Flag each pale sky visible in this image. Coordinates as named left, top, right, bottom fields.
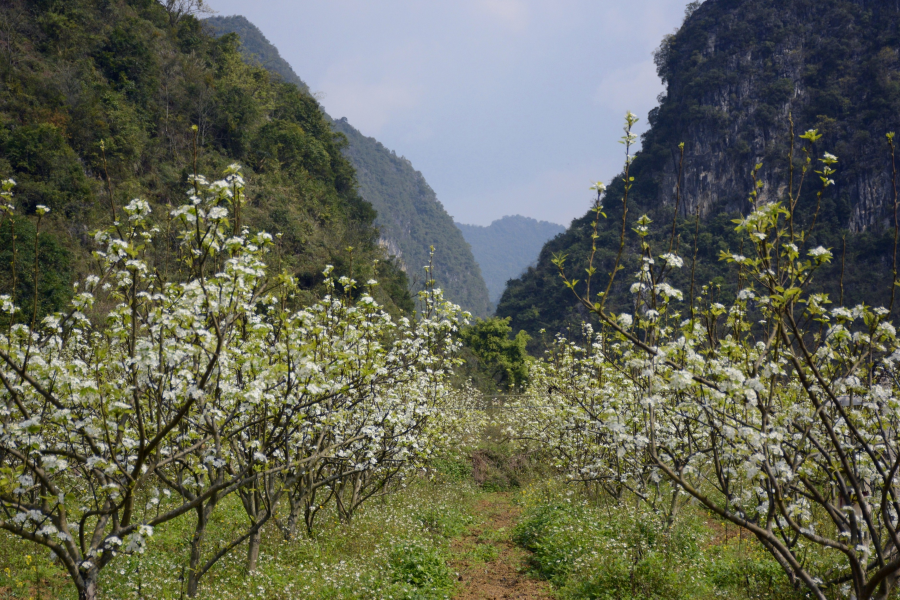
left=203, top=0, right=693, bottom=226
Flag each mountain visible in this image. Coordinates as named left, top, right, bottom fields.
left=331, top=118, right=493, bottom=316
left=0, top=0, right=412, bottom=319
left=203, top=15, right=309, bottom=92
left=203, top=17, right=493, bottom=317
left=497, top=0, right=900, bottom=349
left=456, top=216, right=565, bottom=304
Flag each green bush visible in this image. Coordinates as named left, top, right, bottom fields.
left=389, top=542, right=455, bottom=599
left=513, top=497, right=801, bottom=599
left=428, top=455, right=471, bottom=482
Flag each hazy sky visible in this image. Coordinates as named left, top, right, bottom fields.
left=203, top=0, right=693, bottom=226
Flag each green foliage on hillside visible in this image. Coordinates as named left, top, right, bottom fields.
left=202, top=16, right=491, bottom=317
left=0, top=0, right=412, bottom=315
left=457, top=215, right=564, bottom=304
left=332, top=117, right=493, bottom=316
left=0, top=215, right=72, bottom=323
left=203, top=15, right=309, bottom=92
left=498, top=0, right=900, bottom=350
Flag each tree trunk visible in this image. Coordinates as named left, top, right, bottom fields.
left=79, top=577, right=98, bottom=600
left=873, top=573, right=896, bottom=600
left=186, top=504, right=209, bottom=598
left=284, top=494, right=302, bottom=540
left=246, top=529, right=261, bottom=573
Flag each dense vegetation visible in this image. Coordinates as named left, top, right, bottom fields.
left=0, top=0, right=412, bottom=317
left=456, top=316, right=531, bottom=394
left=203, top=16, right=493, bottom=317
left=457, top=215, right=564, bottom=304
left=498, top=0, right=900, bottom=350
left=203, top=15, right=309, bottom=92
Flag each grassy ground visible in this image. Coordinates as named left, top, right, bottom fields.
left=0, top=449, right=849, bottom=600
left=512, top=480, right=805, bottom=600
left=0, top=466, right=482, bottom=600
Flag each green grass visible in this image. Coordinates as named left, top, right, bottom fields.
left=513, top=483, right=803, bottom=600
left=0, top=478, right=482, bottom=600
left=0, top=453, right=851, bottom=600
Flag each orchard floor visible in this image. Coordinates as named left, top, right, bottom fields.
left=0, top=469, right=808, bottom=599
left=451, top=493, right=552, bottom=600
left=0, top=476, right=550, bottom=600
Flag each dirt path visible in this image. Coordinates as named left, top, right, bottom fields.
left=451, top=493, right=552, bottom=600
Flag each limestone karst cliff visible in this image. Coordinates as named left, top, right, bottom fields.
left=498, top=0, right=900, bottom=348
left=646, top=0, right=900, bottom=231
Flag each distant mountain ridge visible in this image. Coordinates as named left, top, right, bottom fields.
left=456, top=216, right=564, bottom=304
left=203, top=16, right=493, bottom=317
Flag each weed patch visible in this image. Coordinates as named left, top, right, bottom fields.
left=513, top=487, right=803, bottom=599
left=389, top=542, right=455, bottom=598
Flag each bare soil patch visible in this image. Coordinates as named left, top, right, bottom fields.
left=451, top=493, right=552, bottom=600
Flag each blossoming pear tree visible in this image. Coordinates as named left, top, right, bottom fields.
left=0, top=165, right=274, bottom=600
left=547, top=116, right=900, bottom=600
left=0, top=163, right=468, bottom=600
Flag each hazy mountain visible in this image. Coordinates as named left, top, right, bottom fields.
left=332, top=118, right=493, bottom=316
left=204, top=16, right=492, bottom=317
left=456, top=216, right=564, bottom=304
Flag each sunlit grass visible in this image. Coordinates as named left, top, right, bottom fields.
left=0, top=475, right=482, bottom=600
left=512, top=480, right=807, bottom=600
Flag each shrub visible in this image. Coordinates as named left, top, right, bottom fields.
left=389, top=542, right=455, bottom=599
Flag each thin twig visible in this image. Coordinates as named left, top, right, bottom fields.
left=888, top=133, right=899, bottom=315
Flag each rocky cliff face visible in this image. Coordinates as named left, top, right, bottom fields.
left=646, top=0, right=900, bottom=231
left=497, top=0, right=900, bottom=348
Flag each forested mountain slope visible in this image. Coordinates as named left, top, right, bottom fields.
left=0, top=0, right=412, bottom=317
left=498, top=0, right=900, bottom=349
left=332, top=118, right=493, bottom=316
left=204, top=16, right=493, bottom=317
left=203, top=15, right=309, bottom=93
left=456, top=215, right=564, bottom=304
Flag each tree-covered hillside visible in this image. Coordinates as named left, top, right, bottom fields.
left=0, top=0, right=412, bottom=316
left=456, top=215, right=564, bottom=304
left=498, top=0, right=900, bottom=349
left=203, top=17, right=492, bottom=317
left=331, top=119, right=493, bottom=316
left=203, top=15, right=309, bottom=93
